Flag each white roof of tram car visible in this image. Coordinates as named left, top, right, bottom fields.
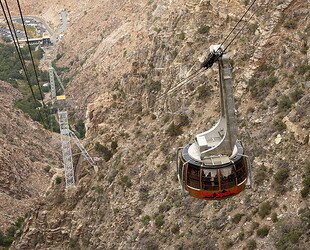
left=210, top=44, right=223, bottom=53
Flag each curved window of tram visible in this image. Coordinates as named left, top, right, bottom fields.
left=220, top=166, right=237, bottom=189
left=201, top=169, right=219, bottom=191
left=187, top=165, right=200, bottom=189
left=186, top=163, right=246, bottom=191
left=235, top=157, right=248, bottom=184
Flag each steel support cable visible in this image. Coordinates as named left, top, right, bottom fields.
left=1, top=1, right=28, bottom=79
left=165, top=67, right=205, bottom=95
left=2, top=1, right=32, bottom=79
left=223, top=12, right=256, bottom=53
left=218, top=0, right=258, bottom=52
left=16, top=0, right=46, bottom=107
left=0, top=0, right=45, bottom=122
left=157, top=66, right=206, bottom=100
left=159, top=0, right=259, bottom=99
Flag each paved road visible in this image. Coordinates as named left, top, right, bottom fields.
left=53, top=11, right=70, bottom=43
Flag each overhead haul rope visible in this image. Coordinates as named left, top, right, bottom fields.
left=0, top=0, right=49, bottom=125
left=0, top=0, right=46, bottom=122
left=223, top=12, right=255, bottom=53
left=218, top=0, right=258, bottom=51
left=159, top=0, right=259, bottom=98
left=16, top=0, right=47, bottom=108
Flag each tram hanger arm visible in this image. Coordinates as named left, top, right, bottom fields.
left=201, top=48, right=224, bottom=69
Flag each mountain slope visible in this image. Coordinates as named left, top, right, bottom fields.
left=0, top=80, right=61, bottom=237
left=12, top=0, right=310, bottom=249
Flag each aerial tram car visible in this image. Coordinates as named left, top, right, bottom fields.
left=177, top=45, right=251, bottom=200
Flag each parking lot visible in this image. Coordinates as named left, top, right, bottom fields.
left=0, top=17, right=48, bottom=40
left=0, top=25, right=25, bottom=39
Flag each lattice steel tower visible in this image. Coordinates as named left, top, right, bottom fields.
left=58, top=110, right=75, bottom=187
left=49, top=62, right=97, bottom=188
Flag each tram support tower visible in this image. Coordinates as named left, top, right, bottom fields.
left=58, top=110, right=75, bottom=187
left=48, top=62, right=97, bottom=188
left=177, top=45, right=251, bottom=200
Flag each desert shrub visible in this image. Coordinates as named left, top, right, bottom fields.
left=141, top=215, right=151, bottom=226
left=259, top=74, right=278, bottom=88
left=44, top=166, right=51, bottom=173
left=251, top=221, right=260, bottom=230
left=250, top=85, right=258, bottom=97
left=198, top=25, right=210, bottom=34
left=248, top=22, right=258, bottom=33
left=158, top=203, right=172, bottom=213
left=247, top=239, right=257, bottom=250
left=171, top=223, right=180, bottom=234
left=301, top=42, right=309, bottom=54
left=56, top=53, right=63, bottom=60
left=295, top=64, right=310, bottom=75
left=0, top=217, right=25, bottom=247
left=197, top=85, right=211, bottom=99
left=238, top=230, right=245, bottom=241
left=179, top=32, right=185, bottom=40
left=224, top=240, right=234, bottom=248
left=95, top=142, right=113, bottom=161
left=55, top=176, right=62, bottom=184
left=148, top=80, right=161, bottom=93
left=290, top=88, right=304, bottom=103
left=301, top=160, right=310, bottom=198
left=255, top=164, right=267, bottom=185
left=178, top=113, right=190, bottom=126
left=283, top=20, right=297, bottom=29
left=273, top=120, right=287, bottom=131
left=274, top=168, right=289, bottom=184
left=55, top=194, right=65, bottom=204
left=231, top=213, right=244, bottom=224
left=278, top=95, right=292, bottom=112
left=153, top=27, right=161, bottom=33
left=154, top=214, right=165, bottom=228
left=93, top=185, right=103, bottom=193
left=300, top=188, right=309, bottom=198
left=75, top=119, right=86, bottom=138
left=271, top=212, right=278, bottom=222
left=111, top=141, right=118, bottom=151
left=0, top=229, right=13, bottom=247
left=247, top=107, right=255, bottom=114
left=120, top=175, right=132, bottom=188
left=166, top=122, right=183, bottom=136
left=274, top=220, right=303, bottom=249
left=256, top=225, right=270, bottom=238
left=258, top=201, right=272, bottom=219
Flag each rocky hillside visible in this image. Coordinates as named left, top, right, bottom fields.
left=0, top=80, right=61, bottom=237
left=12, top=0, right=310, bottom=249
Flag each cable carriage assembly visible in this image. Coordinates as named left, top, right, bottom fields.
left=174, top=0, right=259, bottom=200
left=177, top=45, right=251, bottom=200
